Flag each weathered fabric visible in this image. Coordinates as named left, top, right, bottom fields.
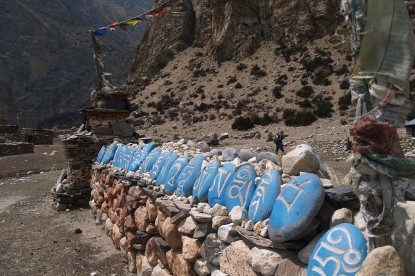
left=365, top=154, right=415, bottom=179
left=353, top=0, right=415, bottom=95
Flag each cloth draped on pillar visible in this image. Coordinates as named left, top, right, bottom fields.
left=343, top=0, right=415, bottom=250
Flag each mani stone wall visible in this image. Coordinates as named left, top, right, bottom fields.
left=88, top=140, right=404, bottom=275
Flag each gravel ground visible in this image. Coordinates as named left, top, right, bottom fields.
left=0, top=140, right=130, bottom=276
left=0, top=139, right=68, bottom=178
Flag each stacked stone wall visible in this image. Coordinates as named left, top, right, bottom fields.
left=0, top=142, right=33, bottom=156
left=87, top=141, right=374, bottom=275
left=310, top=137, right=415, bottom=156
left=52, top=133, right=104, bottom=208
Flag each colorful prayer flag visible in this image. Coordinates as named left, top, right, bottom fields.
left=92, top=1, right=173, bottom=36
left=120, top=18, right=142, bottom=26
left=93, top=27, right=109, bottom=36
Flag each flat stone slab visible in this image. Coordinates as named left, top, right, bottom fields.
left=189, top=210, right=212, bottom=223
left=325, top=185, right=357, bottom=202
left=155, top=198, right=180, bottom=216
left=236, top=226, right=305, bottom=250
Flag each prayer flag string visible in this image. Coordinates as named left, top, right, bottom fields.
left=92, top=0, right=173, bottom=36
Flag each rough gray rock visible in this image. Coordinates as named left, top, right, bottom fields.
left=247, top=247, right=283, bottom=275
left=201, top=233, right=226, bottom=266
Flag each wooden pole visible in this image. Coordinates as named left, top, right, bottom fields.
left=89, top=29, right=106, bottom=90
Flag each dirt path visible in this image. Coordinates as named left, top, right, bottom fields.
left=0, top=170, right=131, bottom=276
left=0, top=138, right=67, bottom=178
left=0, top=141, right=132, bottom=275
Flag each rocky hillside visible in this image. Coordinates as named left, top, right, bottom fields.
left=0, top=0, right=152, bottom=128
left=123, top=0, right=415, bottom=151
left=123, top=0, right=351, bottom=145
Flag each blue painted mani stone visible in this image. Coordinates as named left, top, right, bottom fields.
left=156, top=152, right=178, bottom=185
left=112, top=144, right=125, bottom=168
left=96, top=145, right=106, bottom=164
left=192, top=160, right=220, bottom=202
left=140, top=147, right=162, bottom=173
left=164, top=155, right=189, bottom=195
left=101, top=142, right=118, bottom=165
left=128, top=142, right=156, bottom=172
left=225, top=164, right=256, bottom=211
left=268, top=173, right=324, bottom=242
left=307, top=223, right=367, bottom=276
left=175, top=155, right=205, bottom=197
left=149, top=151, right=170, bottom=180
left=119, top=146, right=135, bottom=170
left=127, top=145, right=144, bottom=172
left=208, top=163, right=236, bottom=207
left=248, top=169, right=281, bottom=223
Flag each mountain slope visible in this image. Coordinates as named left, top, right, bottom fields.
left=123, top=0, right=414, bottom=149
left=0, top=0, right=152, bottom=128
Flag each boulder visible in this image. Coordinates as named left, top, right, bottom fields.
left=146, top=200, right=158, bottom=222
left=330, top=208, right=353, bottom=227
left=229, top=206, right=248, bottom=225
left=239, top=149, right=258, bottom=162
left=166, top=249, right=196, bottom=276
left=356, top=246, right=404, bottom=276
left=193, top=223, right=214, bottom=239
left=112, top=223, right=123, bottom=249
left=257, top=151, right=279, bottom=163
left=178, top=216, right=198, bottom=235
left=282, top=144, right=320, bottom=175
left=145, top=237, right=159, bottom=267
left=162, top=217, right=183, bottom=249
left=218, top=223, right=238, bottom=244
left=212, top=216, right=232, bottom=231
left=136, top=255, right=152, bottom=276
left=219, top=240, right=256, bottom=276
left=151, top=264, right=171, bottom=276
left=182, top=236, right=202, bottom=262
left=201, top=233, right=226, bottom=266
left=222, top=147, right=239, bottom=161
left=247, top=247, right=283, bottom=275
left=208, top=204, right=229, bottom=217
left=134, top=205, right=149, bottom=232
left=211, top=270, right=228, bottom=276
left=392, top=201, right=415, bottom=276
left=275, top=256, right=307, bottom=276
left=196, top=142, right=211, bottom=153
left=127, top=249, right=137, bottom=273
left=194, top=258, right=210, bottom=276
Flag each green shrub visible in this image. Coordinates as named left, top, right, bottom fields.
left=315, top=100, right=334, bottom=118
left=282, top=108, right=296, bottom=119
left=250, top=113, right=277, bottom=126
left=296, top=86, right=314, bottom=98
left=301, top=55, right=333, bottom=72
left=250, top=65, right=267, bottom=77
left=195, top=102, right=213, bottom=112
left=283, top=110, right=317, bottom=126
left=272, top=86, right=283, bottom=99
left=298, top=99, right=312, bottom=108
left=338, top=91, right=352, bottom=110
left=236, top=63, right=248, bottom=71
left=231, top=116, right=255, bottom=130
left=235, top=82, right=243, bottom=89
